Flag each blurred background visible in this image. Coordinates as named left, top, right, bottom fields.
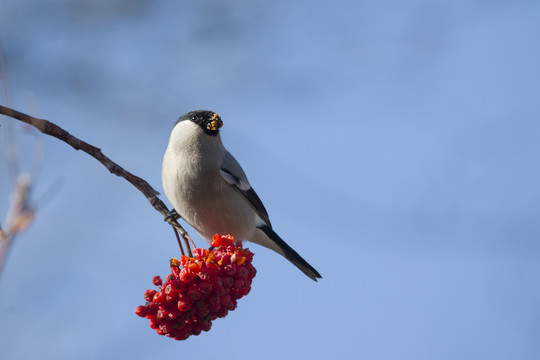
left=1, top=0, right=539, bottom=359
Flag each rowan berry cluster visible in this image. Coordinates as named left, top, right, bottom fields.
left=135, top=234, right=256, bottom=340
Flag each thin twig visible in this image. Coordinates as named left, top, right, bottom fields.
left=0, top=175, right=34, bottom=274
left=0, top=104, right=194, bottom=254
left=0, top=235, right=13, bottom=275
left=172, top=227, right=186, bottom=257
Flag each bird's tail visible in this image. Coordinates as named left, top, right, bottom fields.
left=255, top=225, right=322, bottom=281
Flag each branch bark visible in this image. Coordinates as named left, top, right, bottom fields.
left=0, top=105, right=193, bottom=256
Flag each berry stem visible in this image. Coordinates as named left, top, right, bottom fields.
left=173, top=226, right=192, bottom=257
left=172, top=227, right=185, bottom=256
left=187, top=235, right=197, bottom=252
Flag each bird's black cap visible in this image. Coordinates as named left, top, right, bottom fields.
left=176, top=110, right=223, bottom=136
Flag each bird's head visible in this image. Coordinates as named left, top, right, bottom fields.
left=176, top=110, right=223, bottom=136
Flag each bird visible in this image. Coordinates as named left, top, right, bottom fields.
left=162, top=110, right=322, bottom=281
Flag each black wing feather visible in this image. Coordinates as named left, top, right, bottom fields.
left=220, top=167, right=272, bottom=227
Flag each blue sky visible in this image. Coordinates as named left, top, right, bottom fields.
left=1, top=1, right=539, bottom=359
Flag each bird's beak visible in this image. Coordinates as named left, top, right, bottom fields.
left=207, top=113, right=223, bottom=131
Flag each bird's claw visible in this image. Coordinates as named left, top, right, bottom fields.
left=164, top=209, right=180, bottom=222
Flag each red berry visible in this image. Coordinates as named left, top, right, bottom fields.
left=161, top=321, right=175, bottom=334
left=233, top=278, right=245, bottom=289
left=216, top=307, right=228, bottom=318
left=157, top=309, right=167, bottom=320
left=214, top=286, right=226, bottom=296
left=149, top=317, right=158, bottom=329
left=198, top=281, right=213, bottom=296
left=153, top=276, right=162, bottom=286
left=170, top=279, right=186, bottom=292
left=209, top=302, right=221, bottom=313
left=187, top=286, right=202, bottom=301
left=194, top=300, right=209, bottom=311
left=208, top=296, right=220, bottom=306
left=198, top=316, right=213, bottom=332
left=152, top=291, right=166, bottom=304
left=145, top=302, right=158, bottom=316
left=164, top=284, right=179, bottom=298
left=236, top=266, right=249, bottom=279
left=167, top=307, right=180, bottom=320
left=248, top=264, right=257, bottom=276
left=192, top=248, right=207, bottom=258
left=223, top=277, right=234, bottom=288
left=191, top=324, right=202, bottom=336
left=177, top=299, right=192, bottom=312
left=210, top=276, right=223, bottom=289
left=135, top=305, right=147, bottom=317
left=173, top=331, right=190, bottom=341
left=196, top=307, right=210, bottom=318
left=220, top=255, right=231, bottom=266
left=144, top=289, right=157, bottom=302
left=173, top=319, right=187, bottom=331
left=223, top=264, right=236, bottom=276
left=180, top=269, right=195, bottom=283
left=198, top=270, right=211, bottom=281
left=188, top=262, right=201, bottom=273
left=236, top=286, right=250, bottom=297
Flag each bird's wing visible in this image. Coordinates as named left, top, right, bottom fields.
left=220, top=151, right=272, bottom=227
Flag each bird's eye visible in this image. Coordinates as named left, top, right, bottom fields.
left=191, top=116, right=197, bottom=121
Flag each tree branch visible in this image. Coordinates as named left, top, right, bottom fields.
left=0, top=104, right=193, bottom=256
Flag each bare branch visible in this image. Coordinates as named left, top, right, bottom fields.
left=0, top=174, right=34, bottom=273
left=0, top=104, right=194, bottom=255
left=0, top=225, right=6, bottom=241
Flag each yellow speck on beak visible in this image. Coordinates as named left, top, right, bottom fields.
left=207, top=114, right=223, bottom=131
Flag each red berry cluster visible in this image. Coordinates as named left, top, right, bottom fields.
left=135, top=234, right=256, bottom=340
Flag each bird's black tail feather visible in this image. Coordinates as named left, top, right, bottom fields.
left=258, top=225, right=322, bottom=281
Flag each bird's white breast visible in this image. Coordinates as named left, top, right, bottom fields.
left=162, top=121, right=256, bottom=241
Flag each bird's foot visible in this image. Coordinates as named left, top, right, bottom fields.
left=164, top=209, right=180, bottom=222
